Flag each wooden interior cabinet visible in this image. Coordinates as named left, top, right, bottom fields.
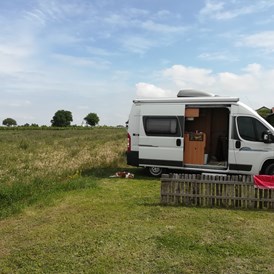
left=184, top=132, right=206, bottom=165
left=185, top=108, right=199, bottom=118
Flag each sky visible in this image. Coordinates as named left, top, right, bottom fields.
left=1, top=0, right=274, bottom=126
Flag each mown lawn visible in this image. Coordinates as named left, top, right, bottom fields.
left=0, top=128, right=273, bottom=273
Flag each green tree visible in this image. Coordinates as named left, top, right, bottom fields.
left=84, top=113, right=99, bottom=126
left=51, top=110, right=73, bottom=127
left=256, top=107, right=271, bottom=118
left=2, top=118, right=17, bottom=127
left=266, top=114, right=274, bottom=127
left=31, top=123, right=39, bottom=127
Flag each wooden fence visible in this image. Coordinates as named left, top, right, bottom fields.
left=161, top=174, right=274, bottom=210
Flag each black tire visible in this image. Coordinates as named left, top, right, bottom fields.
left=148, top=167, right=163, bottom=177
left=265, top=163, right=274, bottom=175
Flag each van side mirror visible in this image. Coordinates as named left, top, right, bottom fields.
left=262, top=131, right=273, bottom=143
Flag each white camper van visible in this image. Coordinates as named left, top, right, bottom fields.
left=126, top=90, right=274, bottom=176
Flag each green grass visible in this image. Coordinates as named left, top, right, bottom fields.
left=0, top=128, right=273, bottom=273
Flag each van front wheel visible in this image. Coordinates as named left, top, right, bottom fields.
left=148, top=167, right=163, bottom=177
left=265, top=163, right=274, bottom=175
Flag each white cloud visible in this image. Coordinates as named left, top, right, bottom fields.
left=25, top=0, right=94, bottom=25
left=0, top=44, right=33, bottom=74
left=217, top=71, right=260, bottom=93
left=242, top=63, right=262, bottom=75
left=125, top=8, right=150, bottom=18
left=86, top=46, right=114, bottom=57
left=0, top=44, right=31, bottom=58
left=198, top=51, right=238, bottom=62
left=136, top=82, right=171, bottom=98
left=163, top=65, right=216, bottom=88
left=162, top=64, right=263, bottom=96
left=122, top=36, right=156, bottom=54
left=156, top=10, right=171, bottom=18
left=22, top=1, right=187, bottom=57
left=141, top=20, right=186, bottom=33
left=199, top=0, right=274, bottom=21
left=0, top=34, right=35, bottom=74
left=136, top=64, right=274, bottom=109
left=104, top=13, right=129, bottom=27
left=0, top=100, right=31, bottom=108
left=239, top=31, right=274, bottom=52
left=52, top=53, right=111, bottom=69
left=199, top=1, right=225, bottom=19
left=0, top=53, right=24, bottom=74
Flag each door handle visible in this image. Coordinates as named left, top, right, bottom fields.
left=176, top=139, right=181, bottom=146
left=235, top=140, right=241, bottom=149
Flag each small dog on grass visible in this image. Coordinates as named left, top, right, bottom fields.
left=110, top=171, right=134, bottom=179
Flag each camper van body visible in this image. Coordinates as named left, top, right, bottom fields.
left=126, top=91, right=274, bottom=176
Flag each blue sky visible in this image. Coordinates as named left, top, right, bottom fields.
left=1, top=0, right=274, bottom=126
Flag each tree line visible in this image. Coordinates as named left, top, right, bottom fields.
left=2, top=110, right=99, bottom=127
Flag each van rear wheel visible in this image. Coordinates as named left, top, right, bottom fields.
left=148, top=167, right=163, bottom=177
left=265, top=163, right=274, bottom=175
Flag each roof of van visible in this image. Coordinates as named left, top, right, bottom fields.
left=133, top=96, right=239, bottom=104
left=134, top=89, right=239, bottom=104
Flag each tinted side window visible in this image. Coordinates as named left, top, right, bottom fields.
left=143, top=116, right=180, bottom=136
left=237, top=116, right=268, bottom=141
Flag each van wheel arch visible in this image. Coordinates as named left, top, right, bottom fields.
left=261, top=160, right=274, bottom=175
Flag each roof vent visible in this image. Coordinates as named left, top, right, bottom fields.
left=177, top=89, right=215, bottom=97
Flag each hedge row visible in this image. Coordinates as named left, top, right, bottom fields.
left=0, top=126, right=125, bottom=131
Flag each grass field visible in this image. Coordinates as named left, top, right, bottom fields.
left=0, top=128, right=273, bottom=273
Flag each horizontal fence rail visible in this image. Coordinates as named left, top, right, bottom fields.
left=161, top=174, right=274, bottom=210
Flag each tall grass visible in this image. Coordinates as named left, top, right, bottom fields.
left=0, top=128, right=127, bottom=218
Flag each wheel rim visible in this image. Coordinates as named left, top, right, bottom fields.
left=149, top=167, right=162, bottom=176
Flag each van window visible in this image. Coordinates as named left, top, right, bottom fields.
left=143, top=116, right=180, bottom=136
left=237, top=116, right=268, bottom=141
